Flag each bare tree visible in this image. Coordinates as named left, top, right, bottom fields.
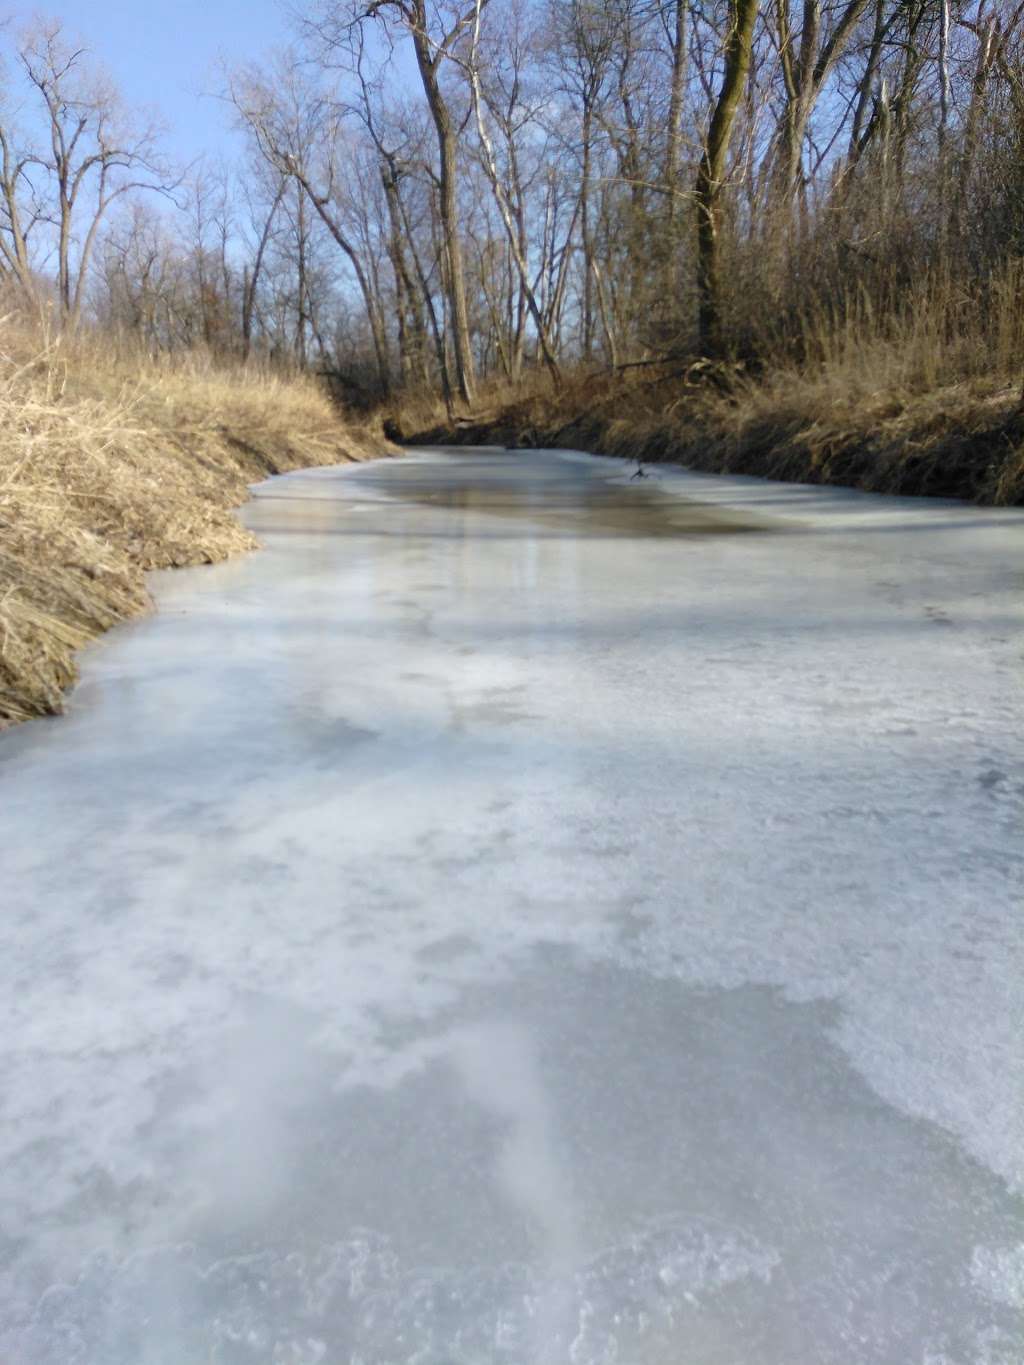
left=5, top=19, right=177, bottom=326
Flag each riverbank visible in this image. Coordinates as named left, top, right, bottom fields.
left=0, top=331, right=388, bottom=727
left=394, top=362, right=1024, bottom=507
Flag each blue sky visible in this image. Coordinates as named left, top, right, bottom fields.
left=27, top=0, right=295, bottom=161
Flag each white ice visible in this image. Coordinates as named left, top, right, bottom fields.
left=1, top=447, right=1022, bottom=1363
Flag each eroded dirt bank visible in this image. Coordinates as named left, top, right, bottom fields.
left=393, top=369, right=1024, bottom=506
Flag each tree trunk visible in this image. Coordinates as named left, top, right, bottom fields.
left=381, top=161, right=428, bottom=386
left=695, top=0, right=760, bottom=355
left=663, top=0, right=689, bottom=298
left=293, top=171, right=390, bottom=393
left=243, top=180, right=284, bottom=361
left=295, top=180, right=308, bottom=367
left=410, top=25, right=476, bottom=405
left=396, top=184, right=454, bottom=416
left=581, top=102, right=595, bottom=361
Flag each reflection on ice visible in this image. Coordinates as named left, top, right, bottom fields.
left=449, top=1020, right=582, bottom=1363
left=5, top=962, right=1022, bottom=1364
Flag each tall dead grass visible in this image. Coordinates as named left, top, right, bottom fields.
left=0, top=320, right=386, bottom=727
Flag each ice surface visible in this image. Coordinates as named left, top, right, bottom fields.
left=1, top=448, right=1022, bottom=1362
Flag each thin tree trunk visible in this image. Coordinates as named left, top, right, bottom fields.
left=938, top=0, right=951, bottom=161
left=695, top=0, right=760, bottom=355
left=958, top=16, right=996, bottom=221
left=581, top=102, right=595, bottom=361
left=243, top=180, right=284, bottom=360
left=381, top=162, right=427, bottom=385
left=410, top=26, right=476, bottom=405
left=664, top=0, right=689, bottom=296
left=295, top=180, right=308, bottom=367
left=292, top=171, right=390, bottom=393
left=467, top=0, right=562, bottom=387
left=847, top=0, right=887, bottom=165
left=397, top=186, right=454, bottom=416
left=591, top=259, right=619, bottom=366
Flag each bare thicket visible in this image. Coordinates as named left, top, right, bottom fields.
left=232, top=0, right=1024, bottom=391
left=0, top=4, right=1021, bottom=398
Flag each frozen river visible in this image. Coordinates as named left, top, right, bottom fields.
left=1, top=447, right=1023, bottom=1363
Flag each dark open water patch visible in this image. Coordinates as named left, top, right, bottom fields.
left=349, top=450, right=772, bottom=539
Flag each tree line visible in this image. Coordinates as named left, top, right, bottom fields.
left=1, top=1, right=1022, bottom=403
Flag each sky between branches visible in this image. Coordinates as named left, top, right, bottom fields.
left=28, top=0, right=296, bottom=162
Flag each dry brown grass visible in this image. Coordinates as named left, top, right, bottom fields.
left=0, top=322, right=386, bottom=727
left=393, top=264, right=1024, bottom=507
